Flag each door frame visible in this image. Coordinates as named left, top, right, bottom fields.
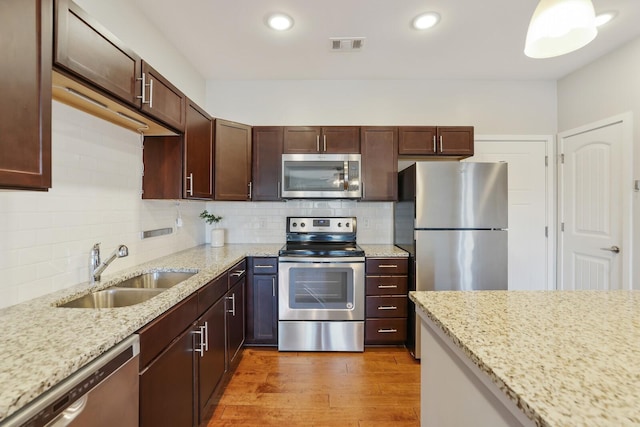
left=557, top=112, right=634, bottom=290
left=475, top=135, right=556, bottom=290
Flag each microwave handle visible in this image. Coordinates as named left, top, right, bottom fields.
left=343, top=161, right=349, bottom=190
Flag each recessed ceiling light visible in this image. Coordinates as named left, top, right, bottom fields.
left=412, top=12, right=440, bottom=30
left=266, top=13, right=294, bottom=31
left=595, top=11, right=616, bottom=27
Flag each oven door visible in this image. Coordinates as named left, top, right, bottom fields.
left=278, top=257, right=365, bottom=321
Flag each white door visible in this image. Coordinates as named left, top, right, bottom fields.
left=464, top=136, right=554, bottom=290
left=559, top=117, right=630, bottom=290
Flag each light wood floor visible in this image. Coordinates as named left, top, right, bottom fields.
left=206, top=347, right=421, bottom=427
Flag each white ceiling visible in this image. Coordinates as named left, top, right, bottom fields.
left=129, top=0, right=640, bottom=81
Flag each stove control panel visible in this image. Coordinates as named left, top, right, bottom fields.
left=287, top=217, right=356, bottom=233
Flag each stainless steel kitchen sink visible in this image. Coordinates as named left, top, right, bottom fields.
left=58, top=288, right=165, bottom=308
left=57, top=271, right=196, bottom=308
left=114, top=271, right=195, bottom=289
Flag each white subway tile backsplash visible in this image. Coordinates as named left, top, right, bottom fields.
left=204, top=200, right=394, bottom=245
left=0, top=102, right=206, bottom=309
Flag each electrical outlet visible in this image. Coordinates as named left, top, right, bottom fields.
left=362, top=218, right=370, bottom=228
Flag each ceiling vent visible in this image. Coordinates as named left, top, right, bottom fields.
left=330, top=37, right=365, bottom=51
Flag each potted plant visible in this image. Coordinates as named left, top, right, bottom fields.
left=200, top=210, right=225, bottom=247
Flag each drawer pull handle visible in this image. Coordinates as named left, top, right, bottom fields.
left=377, top=285, right=398, bottom=289
left=378, top=264, right=398, bottom=268
left=255, top=265, right=273, bottom=268
left=230, top=270, right=246, bottom=277
left=378, top=328, right=398, bottom=333
left=377, top=306, right=398, bottom=310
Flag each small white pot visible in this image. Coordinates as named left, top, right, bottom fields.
left=210, top=228, right=225, bottom=247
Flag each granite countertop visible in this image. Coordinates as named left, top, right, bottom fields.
left=0, top=243, right=407, bottom=421
left=410, top=290, right=640, bottom=427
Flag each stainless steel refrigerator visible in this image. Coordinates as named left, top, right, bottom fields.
left=394, top=162, right=508, bottom=359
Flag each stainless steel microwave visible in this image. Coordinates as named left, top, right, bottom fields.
left=281, top=153, right=361, bottom=199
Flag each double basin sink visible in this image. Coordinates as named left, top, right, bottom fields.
left=58, top=271, right=196, bottom=309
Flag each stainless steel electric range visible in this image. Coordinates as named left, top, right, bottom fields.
left=278, top=217, right=365, bottom=352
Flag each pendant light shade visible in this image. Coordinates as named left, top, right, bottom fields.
left=524, top=0, right=597, bottom=58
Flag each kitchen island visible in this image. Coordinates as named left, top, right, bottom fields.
left=0, top=243, right=406, bottom=422
left=410, top=290, right=640, bottom=427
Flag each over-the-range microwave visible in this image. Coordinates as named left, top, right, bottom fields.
left=281, top=153, right=361, bottom=199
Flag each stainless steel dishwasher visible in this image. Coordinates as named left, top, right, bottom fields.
left=2, top=335, right=140, bottom=427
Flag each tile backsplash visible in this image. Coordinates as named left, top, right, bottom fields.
left=204, top=200, right=394, bottom=244
left=0, top=102, right=206, bottom=309
left=0, top=102, right=396, bottom=309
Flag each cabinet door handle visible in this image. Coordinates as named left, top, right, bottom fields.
left=272, top=277, right=276, bottom=297
left=136, top=72, right=147, bottom=104
left=378, top=264, right=398, bottom=268
left=377, top=306, right=398, bottom=310
left=316, top=135, right=320, bottom=152
left=378, top=284, right=398, bottom=289
left=377, top=328, right=398, bottom=333
left=439, top=135, right=443, bottom=152
left=203, top=321, right=209, bottom=351
left=323, top=135, right=327, bottom=152
left=432, top=135, right=436, bottom=153
left=194, top=328, right=205, bottom=357
left=186, top=173, right=194, bottom=196
left=148, top=77, right=154, bottom=108
left=230, top=270, right=245, bottom=277
left=277, top=180, right=281, bottom=198
left=248, top=181, right=252, bottom=199
left=226, top=294, right=236, bottom=316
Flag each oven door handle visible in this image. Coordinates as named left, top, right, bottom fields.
left=278, top=256, right=365, bottom=263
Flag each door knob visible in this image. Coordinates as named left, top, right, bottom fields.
left=600, top=246, right=620, bottom=254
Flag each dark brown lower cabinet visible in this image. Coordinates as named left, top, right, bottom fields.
left=197, top=297, right=226, bottom=420
left=246, top=257, right=278, bottom=346
left=225, top=278, right=245, bottom=368
left=139, top=326, right=195, bottom=427
left=138, top=265, right=247, bottom=427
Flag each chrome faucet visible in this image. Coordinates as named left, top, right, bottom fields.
left=90, top=243, right=129, bottom=282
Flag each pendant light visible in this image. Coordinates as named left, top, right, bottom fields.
left=524, top=0, right=597, bottom=58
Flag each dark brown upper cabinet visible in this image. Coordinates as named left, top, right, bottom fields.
left=398, top=126, right=474, bottom=158
left=184, top=101, right=214, bottom=200
left=0, top=0, right=52, bottom=190
left=139, top=62, right=186, bottom=132
left=252, top=127, right=283, bottom=201
left=215, top=119, right=252, bottom=200
left=283, top=126, right=360, bottom=154
left=361, top=127, right=398, bottom=201
left=54, top=0, right=185, bottom=132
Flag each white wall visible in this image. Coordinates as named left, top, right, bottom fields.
left=206, top=79, right=557, bottom=135
left=74, top=0, right=206, bottom=106
left=0, top=102, right=206, bottom=309
left=558, top=36, right=640, bottom=287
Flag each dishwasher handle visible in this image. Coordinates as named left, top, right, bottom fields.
left=48, top=395, right=88, bottom=427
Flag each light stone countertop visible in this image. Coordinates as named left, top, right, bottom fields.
left=0, top=243, right=406, bottom=421
left=409, top=290, right=640, bottom=427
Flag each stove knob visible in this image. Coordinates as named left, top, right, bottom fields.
left=345, top=222, right=350, bottom=228
left=292, top=222, right=297, bottom=228
left=300, top=222, right=306, bottom=228
left=337, top=222, right=342, bottom=227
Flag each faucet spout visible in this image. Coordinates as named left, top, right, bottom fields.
left=91, top=243, right=129, bottom=282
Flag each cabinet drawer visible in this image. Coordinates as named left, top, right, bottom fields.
left=365, top=318, right=407, bottom=344
left=366, top=258, right=408, bottom=275
left=366, top=296, right=408, bottom=317
left=138, top=293, right=198, bottom=368
left=365, top=276, right=408, bottom=295
left=250, top=257, right=278, bottom=275
left=197, top=273, right=226, bottom=315
left=228, top=259, right=247, bottom=288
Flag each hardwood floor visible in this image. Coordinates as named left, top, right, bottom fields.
left=205, top=347, right=421, bottom=426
